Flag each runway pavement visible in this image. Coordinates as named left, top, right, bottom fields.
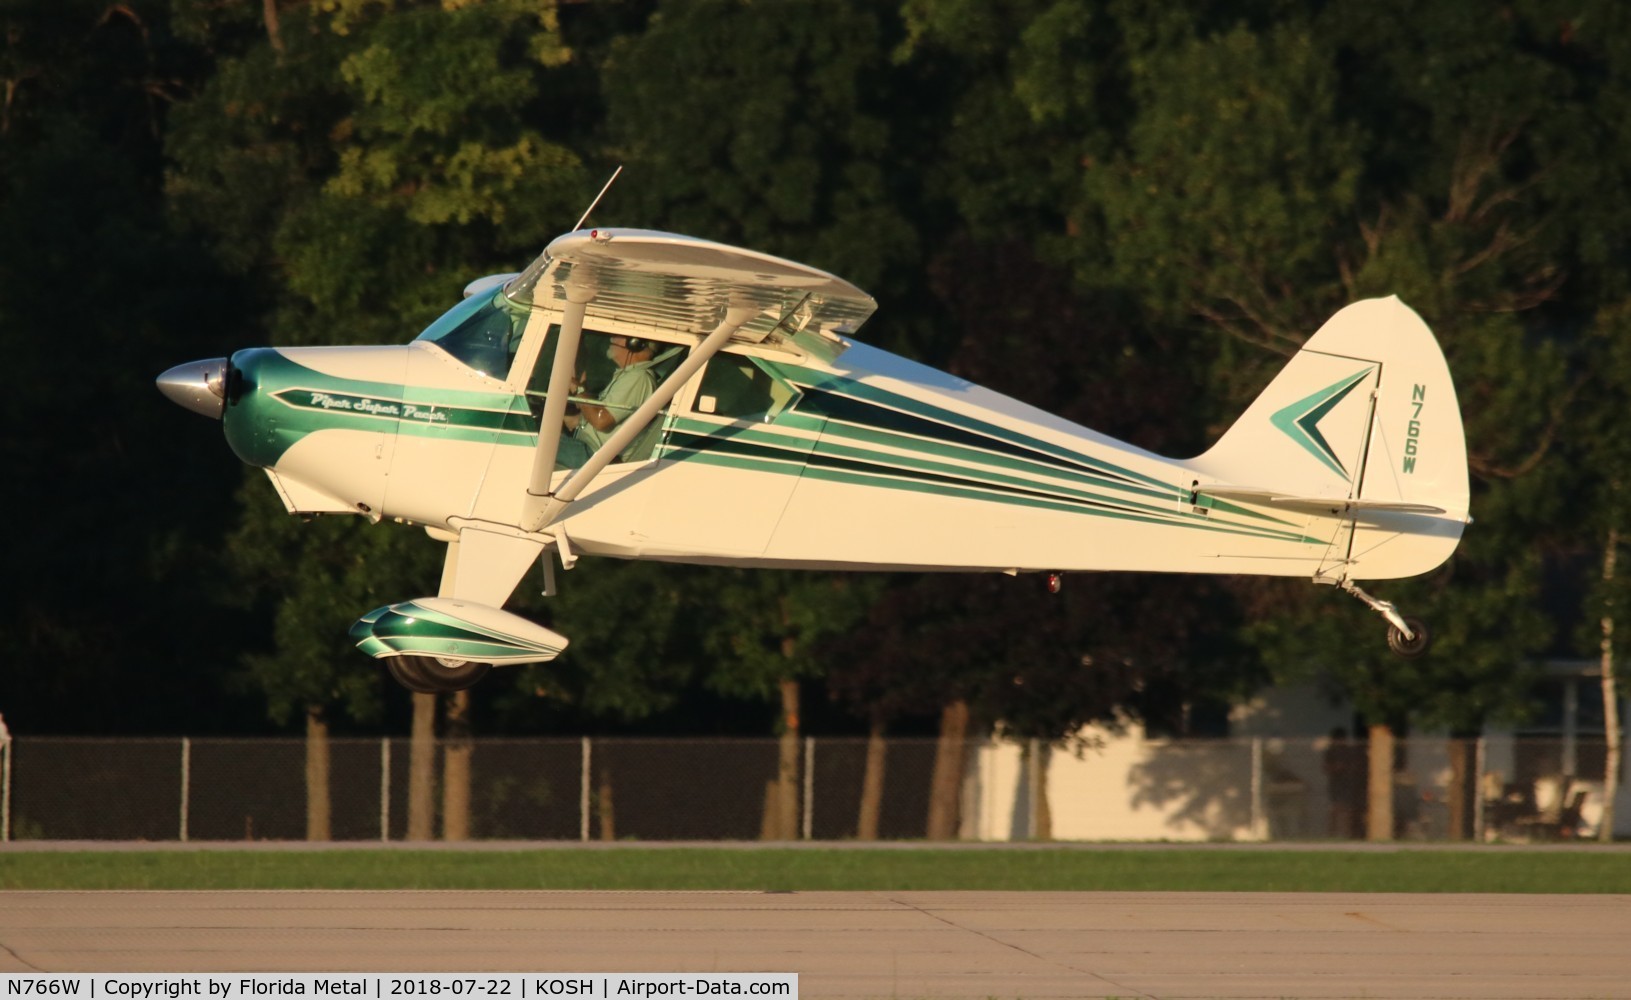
left=3, top=890, right=1629, bottom=999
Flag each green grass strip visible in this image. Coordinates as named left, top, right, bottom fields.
left=3, top=848, right=1628, bottom=893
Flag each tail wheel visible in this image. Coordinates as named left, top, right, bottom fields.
left=1386, top=617, right=1431, bottom=658
left=386, top=656, right=492, bottom=693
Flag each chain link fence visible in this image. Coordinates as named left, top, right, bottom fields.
left=0, top=734, right=1620, bottom=842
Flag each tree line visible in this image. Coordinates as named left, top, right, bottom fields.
left=1, top=0, right=1626, bottom=840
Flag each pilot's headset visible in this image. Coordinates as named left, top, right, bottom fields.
left=611, top=337, right=652, bottom=369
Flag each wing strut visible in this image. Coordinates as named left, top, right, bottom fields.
left=520, top=300, right=759, bottom=532
left=522, top=285, right=593, bottom=509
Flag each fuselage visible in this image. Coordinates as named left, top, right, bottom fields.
left=220, top=288, right=1349, bottom=578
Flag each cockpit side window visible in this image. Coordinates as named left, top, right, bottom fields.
left=693, top=355, right=797, bottom=422
left=414, top=291, right=528, bottom=379
left=524, top=324, right=688, bottom=468
left=524, top=326, right=687, bottom=401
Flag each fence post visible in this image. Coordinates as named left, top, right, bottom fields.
left=1250, top=738, right=1265, bottom=841
left=1, top=735, right=11, bottom=843
left=1563, top=682, right=1579, bottom=778
left=380, top=738, right=391, bottom=843
left=179, top=737, right=191, bottom=843
left=580, top=736, right=591, bottom=842
left=802, top=736, right=814, bottom=841
left=1026, top=738, right=1041, bottom=840
left=1473, top=736, right=1486, bottom=844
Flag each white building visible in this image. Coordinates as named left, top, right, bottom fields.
left=958, top=662, right=1627, bottom=842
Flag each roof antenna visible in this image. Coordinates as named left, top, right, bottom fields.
left=572, top=165, right=623, bottom=232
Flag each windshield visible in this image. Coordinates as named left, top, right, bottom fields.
left=414, top=290, right=529, bottom=379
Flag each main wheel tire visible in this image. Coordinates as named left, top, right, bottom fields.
left=1386, top=617, right=1431, bottom=658
left=386, top=656, right=492, bottom=693
left=386, top=657, right=440, bottom=693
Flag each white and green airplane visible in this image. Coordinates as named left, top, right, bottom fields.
left=158, top=228, right=1469, bottom=692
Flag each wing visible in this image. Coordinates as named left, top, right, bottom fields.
left=502, top=228, right=876, bottom=355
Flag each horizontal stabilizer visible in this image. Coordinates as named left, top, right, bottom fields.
left=1195, top=485, right=1449, bottom=516
left=350, top=597, right=568, bottom=665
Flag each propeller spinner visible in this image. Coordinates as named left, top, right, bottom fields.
left=156, top=358, right=229, bottom=419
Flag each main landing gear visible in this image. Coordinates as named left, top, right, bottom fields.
left=387, top=656, right=492, bottom=693
left=1340, top=580, right=1431, bottom=658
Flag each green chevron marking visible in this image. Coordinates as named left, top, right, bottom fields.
left=1269, top=369, right=1373, bottom=479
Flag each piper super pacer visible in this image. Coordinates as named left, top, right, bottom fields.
left=158, top=228, right=1470, bottom=692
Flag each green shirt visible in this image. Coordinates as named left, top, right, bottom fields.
left=574, top=357, right=659, bottom=459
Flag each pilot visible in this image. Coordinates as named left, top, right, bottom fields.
left=557, top=335, right=660, bottom=467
